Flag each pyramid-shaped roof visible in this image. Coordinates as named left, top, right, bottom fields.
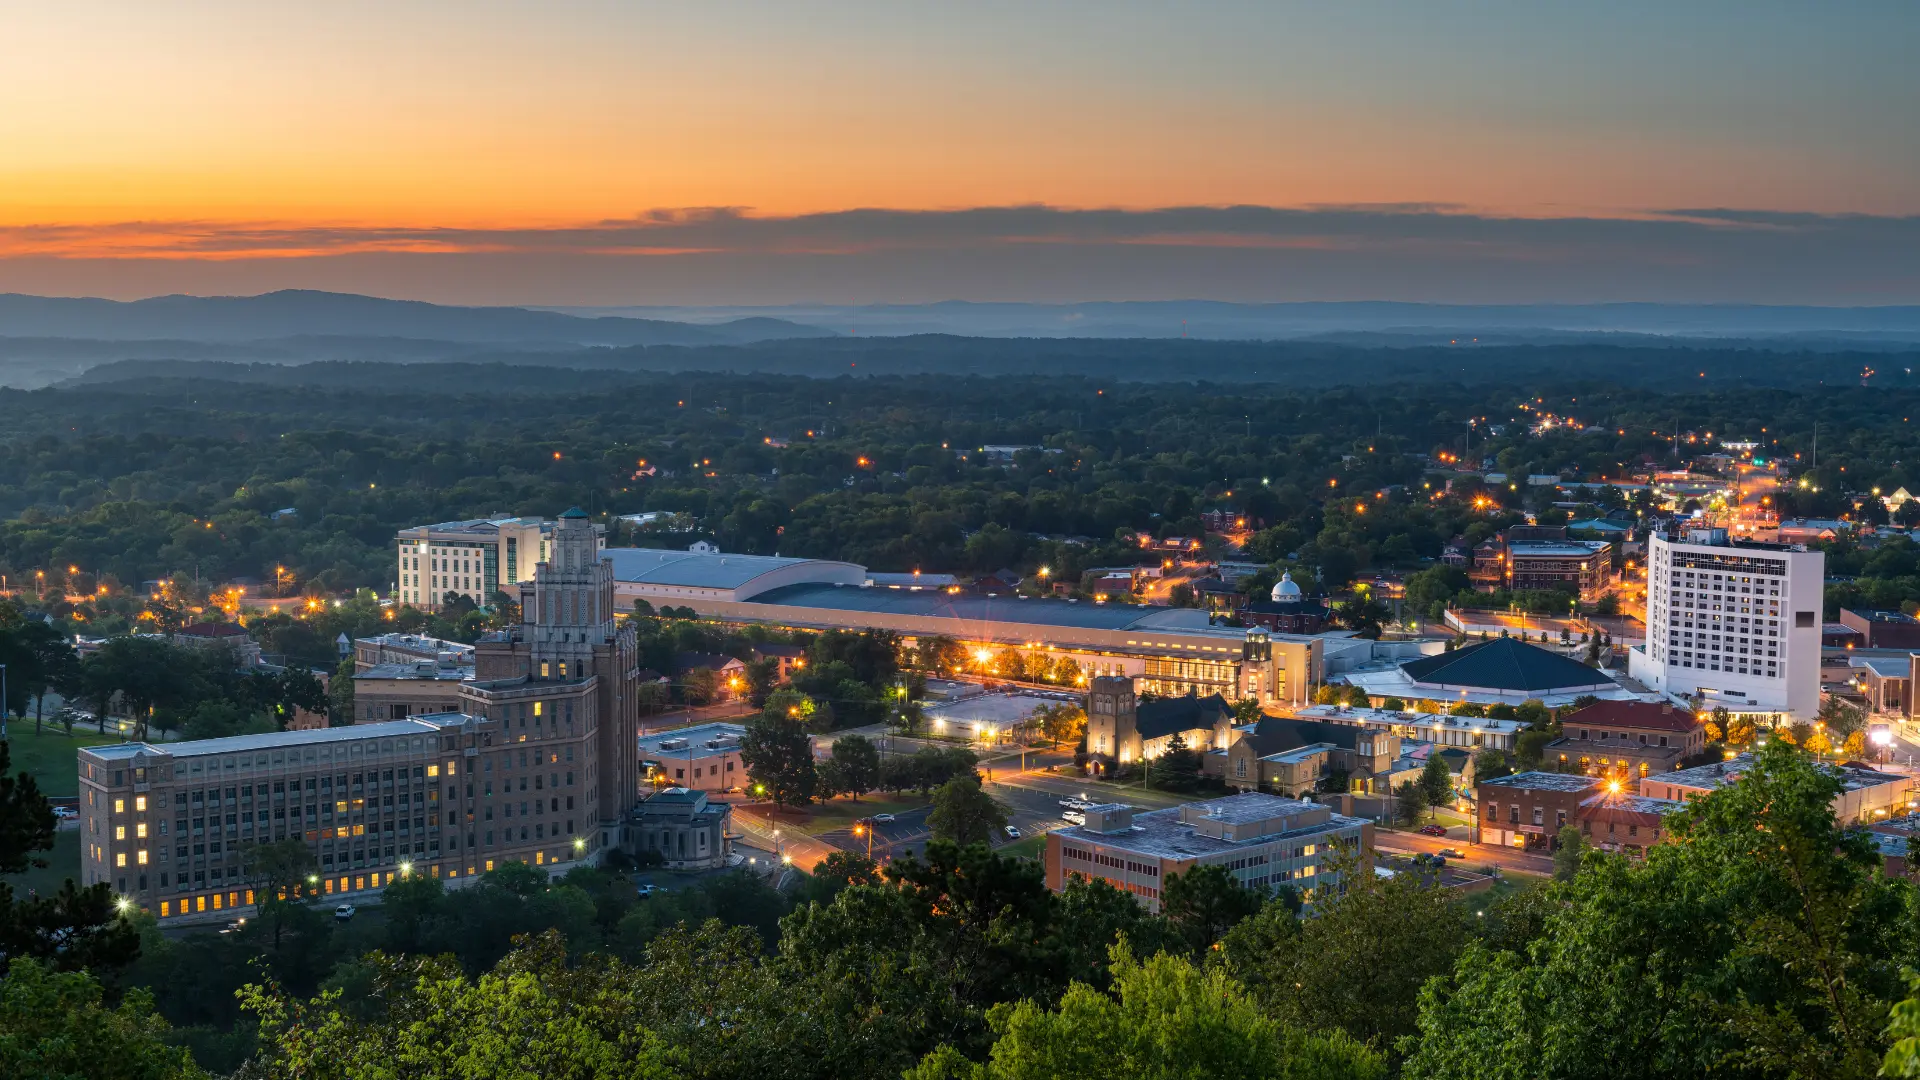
left=1400, top=637, right=1614, bottom=694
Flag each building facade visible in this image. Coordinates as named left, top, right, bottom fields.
left=1084, top=676, right=1235, bottom=763
left=1640, top=753, right=1913, bottom=823
left=83, top=507, right=645, bottom=923
left=1045, top=793, right=1370, bottom=912
left=638, top=723, right=747, bottom=793
left=395, top=515, right=604, bottom=612
left=623, top=787, right=731, bottom=870
left=1543, top=700, right=1708, bottom=781
left=78, top=711, right=598, bottom=922
left=1629, top=527, right=1824, bottom=720
left=1477, top=772, right=1606, bottom=851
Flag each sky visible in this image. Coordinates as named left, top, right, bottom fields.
left=3, top=1, right=1916, bottom=305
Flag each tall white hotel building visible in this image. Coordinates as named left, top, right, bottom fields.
left=1628, top=527, right=1823, bottom=721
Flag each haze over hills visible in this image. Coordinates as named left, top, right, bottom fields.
left=0, top=289, right=835, bottom=346
left=4, top=289, right=1920, bottom=391
left=546, top=299, right=1920, bottom=343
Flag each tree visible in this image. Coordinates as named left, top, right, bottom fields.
left=681, top=666, right=719, bottom=706
left=1418, top=754, right=1454, bottom=818
left=0, top=959, right=206, bottom=1080
left=906, top=947, right=1385, bottom=1080
left=1160, top=864, right=1264, bottom=954
left=328, top=655, right=355, bottom=725
left=1471, top=748, right=1513, bottom=784
left=1147, top=733, right=1203, bottom=792
left=0, top=740, right=141, bottom=976
left=1402, top=741, right=1914, bottom=1080
left=739, top=708, right=817, bottom=810
left=744, top=656, right=780, bottom=707
left=9, top=620, right=79, bottom=735
left=1222, top=850, right=1466, bottom=1055
left=927, top=775, right=1007, bottom=848
left=830, top=734, right=881, bottom=800
left=1394, top=780, right=1426, bottom=826
left=1034, top=703, right=1085, bottom=748
left=1337, top=593, right=1391, bottom=639
left=1343, top=684, right=1371, bottom=708
left=246, top=836, right=320, bottom=950
left=1552, top=824, right=1586, bottom=881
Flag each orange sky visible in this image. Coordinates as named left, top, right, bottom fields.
left=6, top=3, right=1916, bottom=235
left=1, top=4, right=1913, bottom=303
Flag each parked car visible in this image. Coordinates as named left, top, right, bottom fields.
left=51, top=806, right=78, bottom=820
left=635, top=884, right=666, bottom=898
left=872, top=813, right=897, bottom=824
left=1438, top=848, right=1465, bottom=859
left=219, top=918, right=246, bottom=935
left=1061, top=809, right=1086, bottom=825
left=1418, top=824, right=1447, bottom=836
left=333, top=904, right=356, bottom=922
left=1003, top=825, right=1022, bottom=840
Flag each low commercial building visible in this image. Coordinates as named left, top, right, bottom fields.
left=925, top=690, right=1077, bottom=745
left=352, top=660, right=474, bottom=722
left=172, top=622, right=262, bottom=668
left=1578, top=791, right=1682, bottom=855
left=1641, top=753, right=1914, bottom=824
left=623, top=787, right=731, bottom=871
left=1544, top=700, right=1707, bottom=782
left=1851, top=656, right=1913, bottom=715
left=1045, top=793, right=1371, bottom=911
left=1467, top=526, right=1613, bottom=602
left=354, top=633, right=474, bottom=669
left=1839, top=609, right=1920, bottom=650
left=1287, top=703, right=1526, bottom=753
left=1477, top=772, right=1607, bottom=851
left=638, top=723, right=746, bottom=793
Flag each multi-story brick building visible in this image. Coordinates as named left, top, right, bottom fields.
left=81, top=507, right=642, bottom=922
left=1476, top=771, right=1607, bottom=851
left=394, top=515, right=605, bottom=612
left=1045, top=793, right=1370, bottom=912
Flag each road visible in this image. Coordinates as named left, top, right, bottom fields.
left=1374, top=827, right=1553, bottom=876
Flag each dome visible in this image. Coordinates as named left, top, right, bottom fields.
left=1271, top=571, right=1302, bottom=602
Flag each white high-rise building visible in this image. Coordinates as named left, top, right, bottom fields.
left=394, top=516, right=604, bottom=612
left=1628, top=527, right=1823, bottom=721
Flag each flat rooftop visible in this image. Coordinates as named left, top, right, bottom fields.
left=637, top=722, right=747, bottom=755
left=82, top=718, right=456, bottom=761
left=1478, top=770, right=1606, bottom=794
left=748, top=582, right=1257, bottom=640
left=926, top=691, right=1077, bottom=728
left=606, top=548, right=858, bottom=590
left=1055, top=792, right=1365, bottom=861
left=355, top=661, right=474, bottom=681
left=1658, top=753, right=1908, bottom=794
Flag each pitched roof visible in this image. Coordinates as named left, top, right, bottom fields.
left=1238, top=716, right=1367, bottom=757
left=1400, top=637, right=1614, bottom=694
left=1561, top=699, right=1700, bottom=734
left=673, top=651, right=744, bottom=674
left=1135, top=693, right=1233, bottom=740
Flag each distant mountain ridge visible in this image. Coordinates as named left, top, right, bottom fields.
left=0, top=289, right=836, bottom=346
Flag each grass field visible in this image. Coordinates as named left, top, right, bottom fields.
left=792, top=794, right=931, bottom=836
left=1, top=828, right=81, bottom=899
left=4, top=726, right=127, bottom=798
left=998, top=833, right=1047, bottom=861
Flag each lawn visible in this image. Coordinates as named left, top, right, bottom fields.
left=791, top=793, right=931, bottom=836
left=1, top=828, right=80, bottom=899
left=4, top=726, right=128, bottom=798
left=997, top=833, right=1047, bottom=861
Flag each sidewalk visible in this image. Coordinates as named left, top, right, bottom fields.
left=730, top=805, right=838, bottom=872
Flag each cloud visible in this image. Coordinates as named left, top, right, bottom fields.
left=0, top=204, right=1915, bottom=305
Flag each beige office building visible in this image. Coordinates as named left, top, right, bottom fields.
left=83, top=508, right=641, bottom=922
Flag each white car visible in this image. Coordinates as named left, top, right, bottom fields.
left=872, top=813, right=897, bottom=824
left=51, top=806, right=78, bottom=819
left=333, top=904, right=356, bottom=922
left=1061, top=810, right=1086, bottom=825
left=1003, top=825, right=1022, bottom=840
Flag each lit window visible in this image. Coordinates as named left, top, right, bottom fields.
left=135, top=796, right=147, bottom=812
left=136, top=823, right=147, bottom=838
left=138, top=850, right=149, bottom=865
left=115, top=826, right=125, bottom=840
left=114, top=799, right=125, bottom=813
left=115, top=853, right=126, bottom=867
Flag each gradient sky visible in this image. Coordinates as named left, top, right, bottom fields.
left=3, top=2, right=1916, bottom=304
